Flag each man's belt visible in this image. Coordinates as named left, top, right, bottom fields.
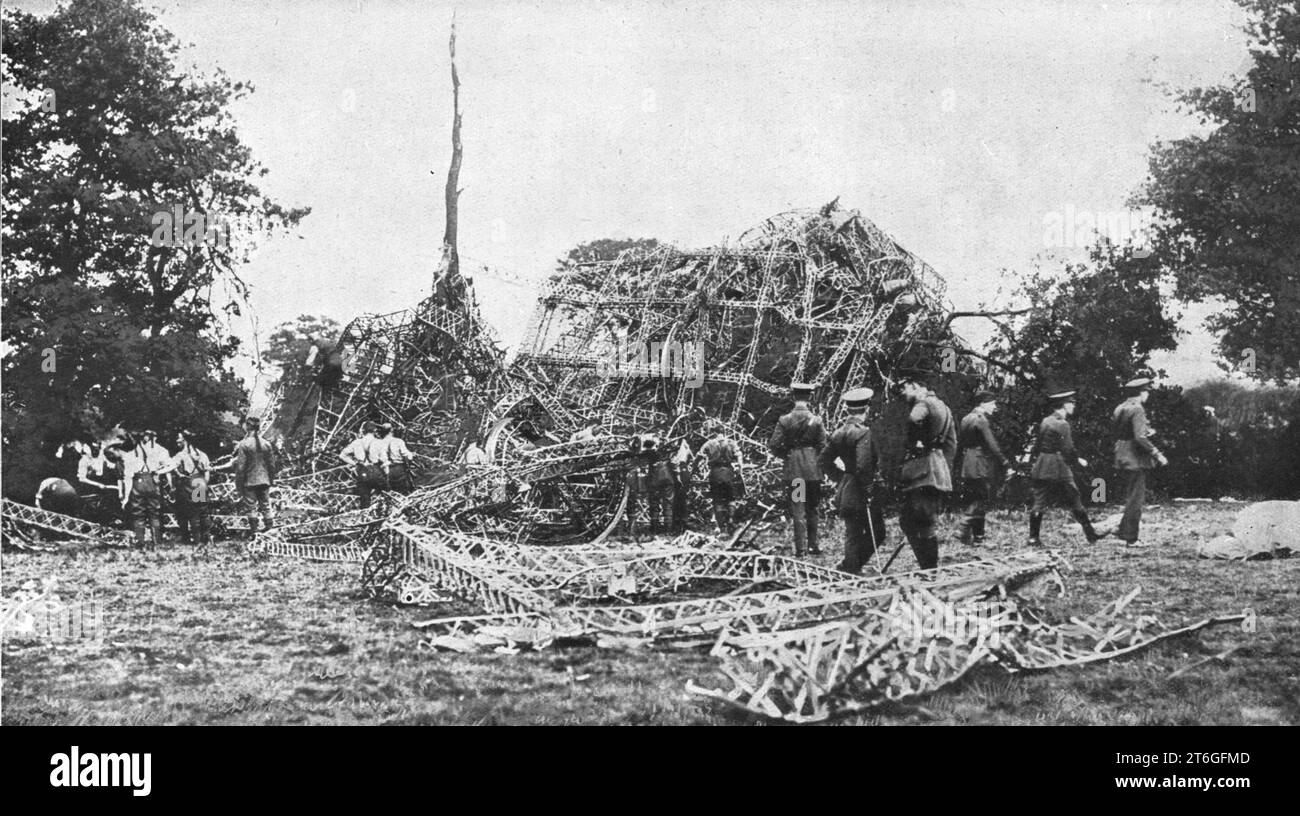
left=904, top=444, right=944, bottom=460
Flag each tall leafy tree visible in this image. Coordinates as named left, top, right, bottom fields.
left=1137, top=0, right=1300, bottom=383
left=260, top=315, right=343, bottom=393
left=2, top=0, right=309, bottom=498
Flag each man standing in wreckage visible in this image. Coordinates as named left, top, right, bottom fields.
left=621, top=432, right=674, bottom=538
left=819, top=387, right=886, bottom=573
left=697, top=419, right=741, bottom=535
left=895, top=375, right=957, bottom=570
left=954, top=389, right=1010, bottom=546
left=1027, top=389, right=1107, bottom=546
left=340, top=421, right=384, bottom=508
left=768, top=382, right=828, bottom=556
left=226, top=416, right=278, bottom=532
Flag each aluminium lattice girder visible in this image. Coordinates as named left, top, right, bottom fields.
left=1, top=498, right=132, bottom=546
left=410, top=550, right=1062, bottom=642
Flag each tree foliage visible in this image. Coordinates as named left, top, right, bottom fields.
left=1137, top=0, right=1300, bottom=383
left=1, top=0, right=308, bottom=498
left=260, top=315, right=343, bottom=393
left=976, top=244, right=1181, bottom=496
left=557, top=237, right=662, bottom=269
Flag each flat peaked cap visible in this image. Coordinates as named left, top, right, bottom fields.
left=842, top=387, right=874, bottom=409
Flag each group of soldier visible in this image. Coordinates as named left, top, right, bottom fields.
left=677, top=373, right=1168, bottom=574
left=338, top=421, right=417, bottom=507
left=37, top=416, right=280, bottom=548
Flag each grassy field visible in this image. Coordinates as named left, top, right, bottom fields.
left=3, top=502, right=1296, bottom=725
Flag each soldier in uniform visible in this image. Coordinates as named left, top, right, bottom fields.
left=896, top=376, right=957, bottom=570
left=621, top=433, right=661, bottom=539
left=1028, top=389, right=1106, bottom=545
left=232, top=416, right=278, bottom=532
left=955, top=390, right=1010, bottom=546
left=643, top=432, right=676, bottom=533
left=698, top=419, right=740, bottom=535
left=768, top=383, right=828, bottom=556
left=819, top=387, right=886, bottom=574
left=158, top=430, right=213, bottom=546
left=1112, top=376, right=1167, bottom=547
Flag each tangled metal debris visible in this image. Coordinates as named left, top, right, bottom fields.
left=0, top=201, right=1248, bottom=720
left=259, top=201, right=954, bottom=542
left=689, top=586, right=1247, bottom=723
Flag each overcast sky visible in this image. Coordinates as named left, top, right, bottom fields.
left=15, top=0, right=1257, bottom=394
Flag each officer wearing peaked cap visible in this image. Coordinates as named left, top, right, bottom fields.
left=896, top=374, right=957, bottom=571
left=955, top=389, right=1010, bottom=546
left=768, top=382, right=827, bottom=556
left=1112, top=376, right=1166, bottom=547
left=1027, top=388, right=1107, bottom=546
left=819, top=387, right=886, bottom=574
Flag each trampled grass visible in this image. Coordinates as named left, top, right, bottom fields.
left=3, top=503, right=1296, bottom=725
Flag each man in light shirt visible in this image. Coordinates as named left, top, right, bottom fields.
left=380, top=423, right=415, bottom=494
left=106, top=438, right=164, bottom=548
left=157, top=430, right=213, bottom=546
left=340, top=422, right=384, bottom=507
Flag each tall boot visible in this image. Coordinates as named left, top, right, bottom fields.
left=1073, top=510, right=1101, bottom=543
left=973, top=517, right=986, bottom=543
left=911, top=535, right=939, bottom=570
left=807, top=511, right=821, bottom=555
left=1028, top=513, right=1043, bottom=546
left=132, top=521, right=147, bottom=548
left=958, top=518, right=975, bottom=546
left=791, top=505, right=808, bottom=556
left=149, top=517, right=163, bottom=549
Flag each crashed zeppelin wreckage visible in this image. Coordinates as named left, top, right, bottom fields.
left=255, top=200, right=956, bottom=543
left=0, top=201, right=1247, bottom=721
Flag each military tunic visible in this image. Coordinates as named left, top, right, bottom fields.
left=818, top=416, right=886, bottom=573
left=170, top=446, right=213, bottom=545
left=956, top=409, right=1008, bottom=539
left=769, top=406, right=828, bottom=554
left=1112, top=398, right=1157, bottom=542
left=699, top=435, right=739, bottom=531
left=899, top=393, right=956, bottom=567
left=235, top=434, right=278, bottom=528
left=899, top=394, right=957, bottom=493
left=768, top=407, right=827, bottom=482
left=1028, top=414, right=1086, bottom=513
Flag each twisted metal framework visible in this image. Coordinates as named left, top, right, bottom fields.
left=1, top=499, right=132, bottom=547
left=261, top=202, right=955, bottom=543
left=689, top=586, right=1247, bottom=723
left=512, top=203, right=947, bottom=438
left=378, top=521, right=1064, bottom=644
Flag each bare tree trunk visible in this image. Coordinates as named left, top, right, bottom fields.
left=439, top=19, right=463, bottom=308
